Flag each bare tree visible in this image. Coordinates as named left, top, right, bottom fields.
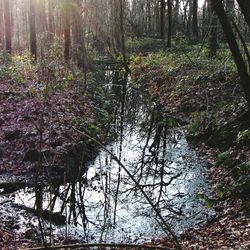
left=160, top=0, right=166, bottom=39
left=0, top=0, right=3, bottom=49
left=3, top=0, right=11, bottom=53
left=167, top=0, right=172, bottom=47
left=29, top=0, right=37, bottom=60
left=192, top=0, right=199, bottom=41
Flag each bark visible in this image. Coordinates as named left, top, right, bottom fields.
left=72, top=0, right=88, bottom=72
left=208, top=0, right=218, bottom=57
left=167, top=0, right=172, bottom=47
left=160, top=0, right=166, bottom=39
left=225, top=0, right=235, bottom=15
left=0, top=0, right=3, bottom=49
left=3, top=0, right=11, bottom=53
left=192, top=0, right=198, bottom=41
left=62, top=1, right=70, bottom=61
left=48, top=0, right=54, bottom=42
left=29, top=0, right=37, bottom=60
left=119, top=0, right=129, bottom=72
left=146, top=0, right=152, bottom=34
left=211, top=0, right=250, bottom=110
left=237, top=0, right=250, bottom=29
left=173, top=0, right=179, bottom=35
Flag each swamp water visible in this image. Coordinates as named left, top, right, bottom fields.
left=0, top=72, right=214, bottom=244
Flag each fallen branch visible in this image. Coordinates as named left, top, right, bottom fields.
left=26, top=242, right=175, bottom=250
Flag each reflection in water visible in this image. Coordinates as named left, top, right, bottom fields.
left=13, top=71, right=213, bottom=244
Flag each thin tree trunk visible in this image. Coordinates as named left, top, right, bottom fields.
left=0, top=0, right=3, bottom=49
left=160, top=0, right=166, bottom=39
left=192, top=0, right=198, bottom=42
left=167, top=0, right=172, bottom=47
left=3, top=0, right=11, bottom=53
left=63, top=1, right=70, bottom=61
left=48, top=0, right=54, bottom=42
left=208, top=0, right=218, bottom=57
left=29, top=0, right=37, bottom=60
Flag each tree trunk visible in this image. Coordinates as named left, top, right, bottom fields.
left=146, top=0, right=152, bottom=34
left=62, top=1, right=70, bottom=61
left=0, top=0, right=3, bottom=49
left=167, top=0, right=172, bottom=47
left=192, top=0, right=198, bottom=42
left=119, top=0, right=129, bottom=72
left=173, top=0, right=179, bottom=35
left=208, top=0, right=218, bottom=57
left=237, top=0, right=250, bottom=29
left=29, top=0, right=37, bottom=60
left=211, top=0, right=250, bottom=110
left=3, top=0, right=11, bottom=53
left=48, top=0, right=54, bottom=42
left=160, top=0, right=166, bottom=39
left=72, top=0, right=88, bottom=72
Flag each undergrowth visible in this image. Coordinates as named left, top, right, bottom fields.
left=130, top=42, right=249, bottom=209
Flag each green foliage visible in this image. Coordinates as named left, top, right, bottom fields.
left=237, top=129, right=250, bottom=144
left=215, top=151, right=231, bottom=167
left=195, top=193, right=214, bottom=209
left=126, top=37, right=167, bottom=54
left=188, top=111, right=210, bottom=136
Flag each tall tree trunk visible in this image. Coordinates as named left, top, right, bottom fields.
left=208, top=0, right=218, bottom=57
left=62, top=1, right=70, bottom=61
left=173, top=0, right=179, bottom=35
left=192, top=0, right=198, bottom=42
left=29, top=0, right=37, bottom=60
left=211, top=0, right=250, bottom=110
left=0, top=0, right=3, bottom=49
left=48, top=0, right=54, bottom=42
left=160, top=0, right=166, bottom=39
left=3, top=0, right=11, bottom=53
left=72, top=0, right=88, bottom=72
left=202, top=0, right=208, bottom=37
left=119, top=0, right=129, bottom=72
left=236, top=0, right=250, bottom=29
left=225, top=0, right=235, bottom=15
left=146, top=0, right=152, bottom=34
left=167, top=0, right=172, bottom=47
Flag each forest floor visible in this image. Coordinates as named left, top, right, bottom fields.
left=0, top=55, right=108, bottom=249
left=0, top=48, right=250, bottom=249
left=130, top=49, right=250, bottom=249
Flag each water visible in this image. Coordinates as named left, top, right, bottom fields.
left=0, top=73, right=214, bottom=244
left=5, top=126, right=213, bottom=244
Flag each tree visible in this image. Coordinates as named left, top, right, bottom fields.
left=167, top=0, right=172, bottom=47
left=72, top=0, right=88, bottom=72
left=48, top=0, right=55, bottom=42
left=160, top=0, right=166, bottom=39
left=62, top=0, right=71, bottom=61
left=208, top=0, right=218, bottom=57
left=192, top=0, right=199, bottom=41
left=236, top=0, right=250, bottom=29
left=29, top=0, right=37, bottom=60
left=0, top=0, right=3, bottom=49
left=3, top=0, right=11, bottom=53
left=211, top=0, right=250, bottom=111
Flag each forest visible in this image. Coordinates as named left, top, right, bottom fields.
left=0, top=0, right=249, bottom=249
